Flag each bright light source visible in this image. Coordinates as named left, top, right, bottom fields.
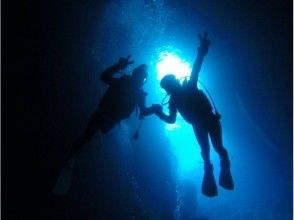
left=156, top=51, right=192, bottom=81
left=155, top=51, right=192, bottom=132
left=154, top=50, right=202, bottom=174
left=165, top=123, right=181, bottom=131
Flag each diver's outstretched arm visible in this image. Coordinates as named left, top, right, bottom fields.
left=100, top=55, right=134, bottom=85
left=190, top=33, right=210, bottom=85
left=153, top=104, right=177, bottom=124
left=100, top=65, right=121, bottom=85
left=138, top=93, right=160, bottom=119
left=139, top=106, right=157, bottom=118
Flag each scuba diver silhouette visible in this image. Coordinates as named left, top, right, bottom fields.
left=53, top=55, right=159, bottom=195
left=152, top=33, right=234, bottom=197
left=67, top=55, right=157, bottom=160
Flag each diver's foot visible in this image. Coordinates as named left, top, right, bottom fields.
left=219, top=168, right=234, bottom=190
left=201, top=163, right=218, bottom=197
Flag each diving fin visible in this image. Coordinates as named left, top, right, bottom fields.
left=219, top=167, right=234, bottom=190
left=201, top=163, right=218, bottom=197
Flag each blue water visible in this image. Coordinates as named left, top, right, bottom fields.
left=53, top=0, right=292, bottom=219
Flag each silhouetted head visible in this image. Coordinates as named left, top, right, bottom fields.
left=160, top=74, right=180, bottom=94
left=132, top=64, right=148, bottom=87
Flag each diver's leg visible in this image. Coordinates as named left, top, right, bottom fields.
left=193, top=125, right=210, bottom=164
left=209, top=119, right=229, bottom=164
left=193, top=125, right=217, bottom=197
left=70, top=126, right=97, bottom=156
left=67, top=111, right=101, bottom=160
left=209, top=119, right=234, bottom=190
left=54, top=114, right=100, bottom=195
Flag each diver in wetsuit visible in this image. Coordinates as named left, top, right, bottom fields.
left=67, top=55, right=156, bottom=160
left=152, top=33, right=234, bottom=197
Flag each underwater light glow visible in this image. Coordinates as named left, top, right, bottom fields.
left=154, top=50, right=202, bottom=174
left=165, top=123, right=181, bottom=131
left=155, top=51, right=192, bottom=132
left=156, top=51, right=192, bottom=81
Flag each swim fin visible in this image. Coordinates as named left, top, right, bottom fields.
left=219, top=167, right=234, bottom=190
left=201, top=163, right=218, bottom=197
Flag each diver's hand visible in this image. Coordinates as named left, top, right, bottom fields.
left=198, top=32, right=210, bottom=56
left=116, top=54, right=134, bottom=70
left=151, top=104, right=163, bottom=115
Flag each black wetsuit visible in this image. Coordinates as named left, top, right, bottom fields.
left=70, top=65, right=147, bottom=156
left=169, top=82, right=214, bottom=127
left=90, top=74, right=146, bottom=134
left=158, top=33, right=234, bottom=194
left=168, top=81, right=229, bottom=165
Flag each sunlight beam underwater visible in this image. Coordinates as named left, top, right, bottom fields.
left=155, top=51, right=204, bottom=176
